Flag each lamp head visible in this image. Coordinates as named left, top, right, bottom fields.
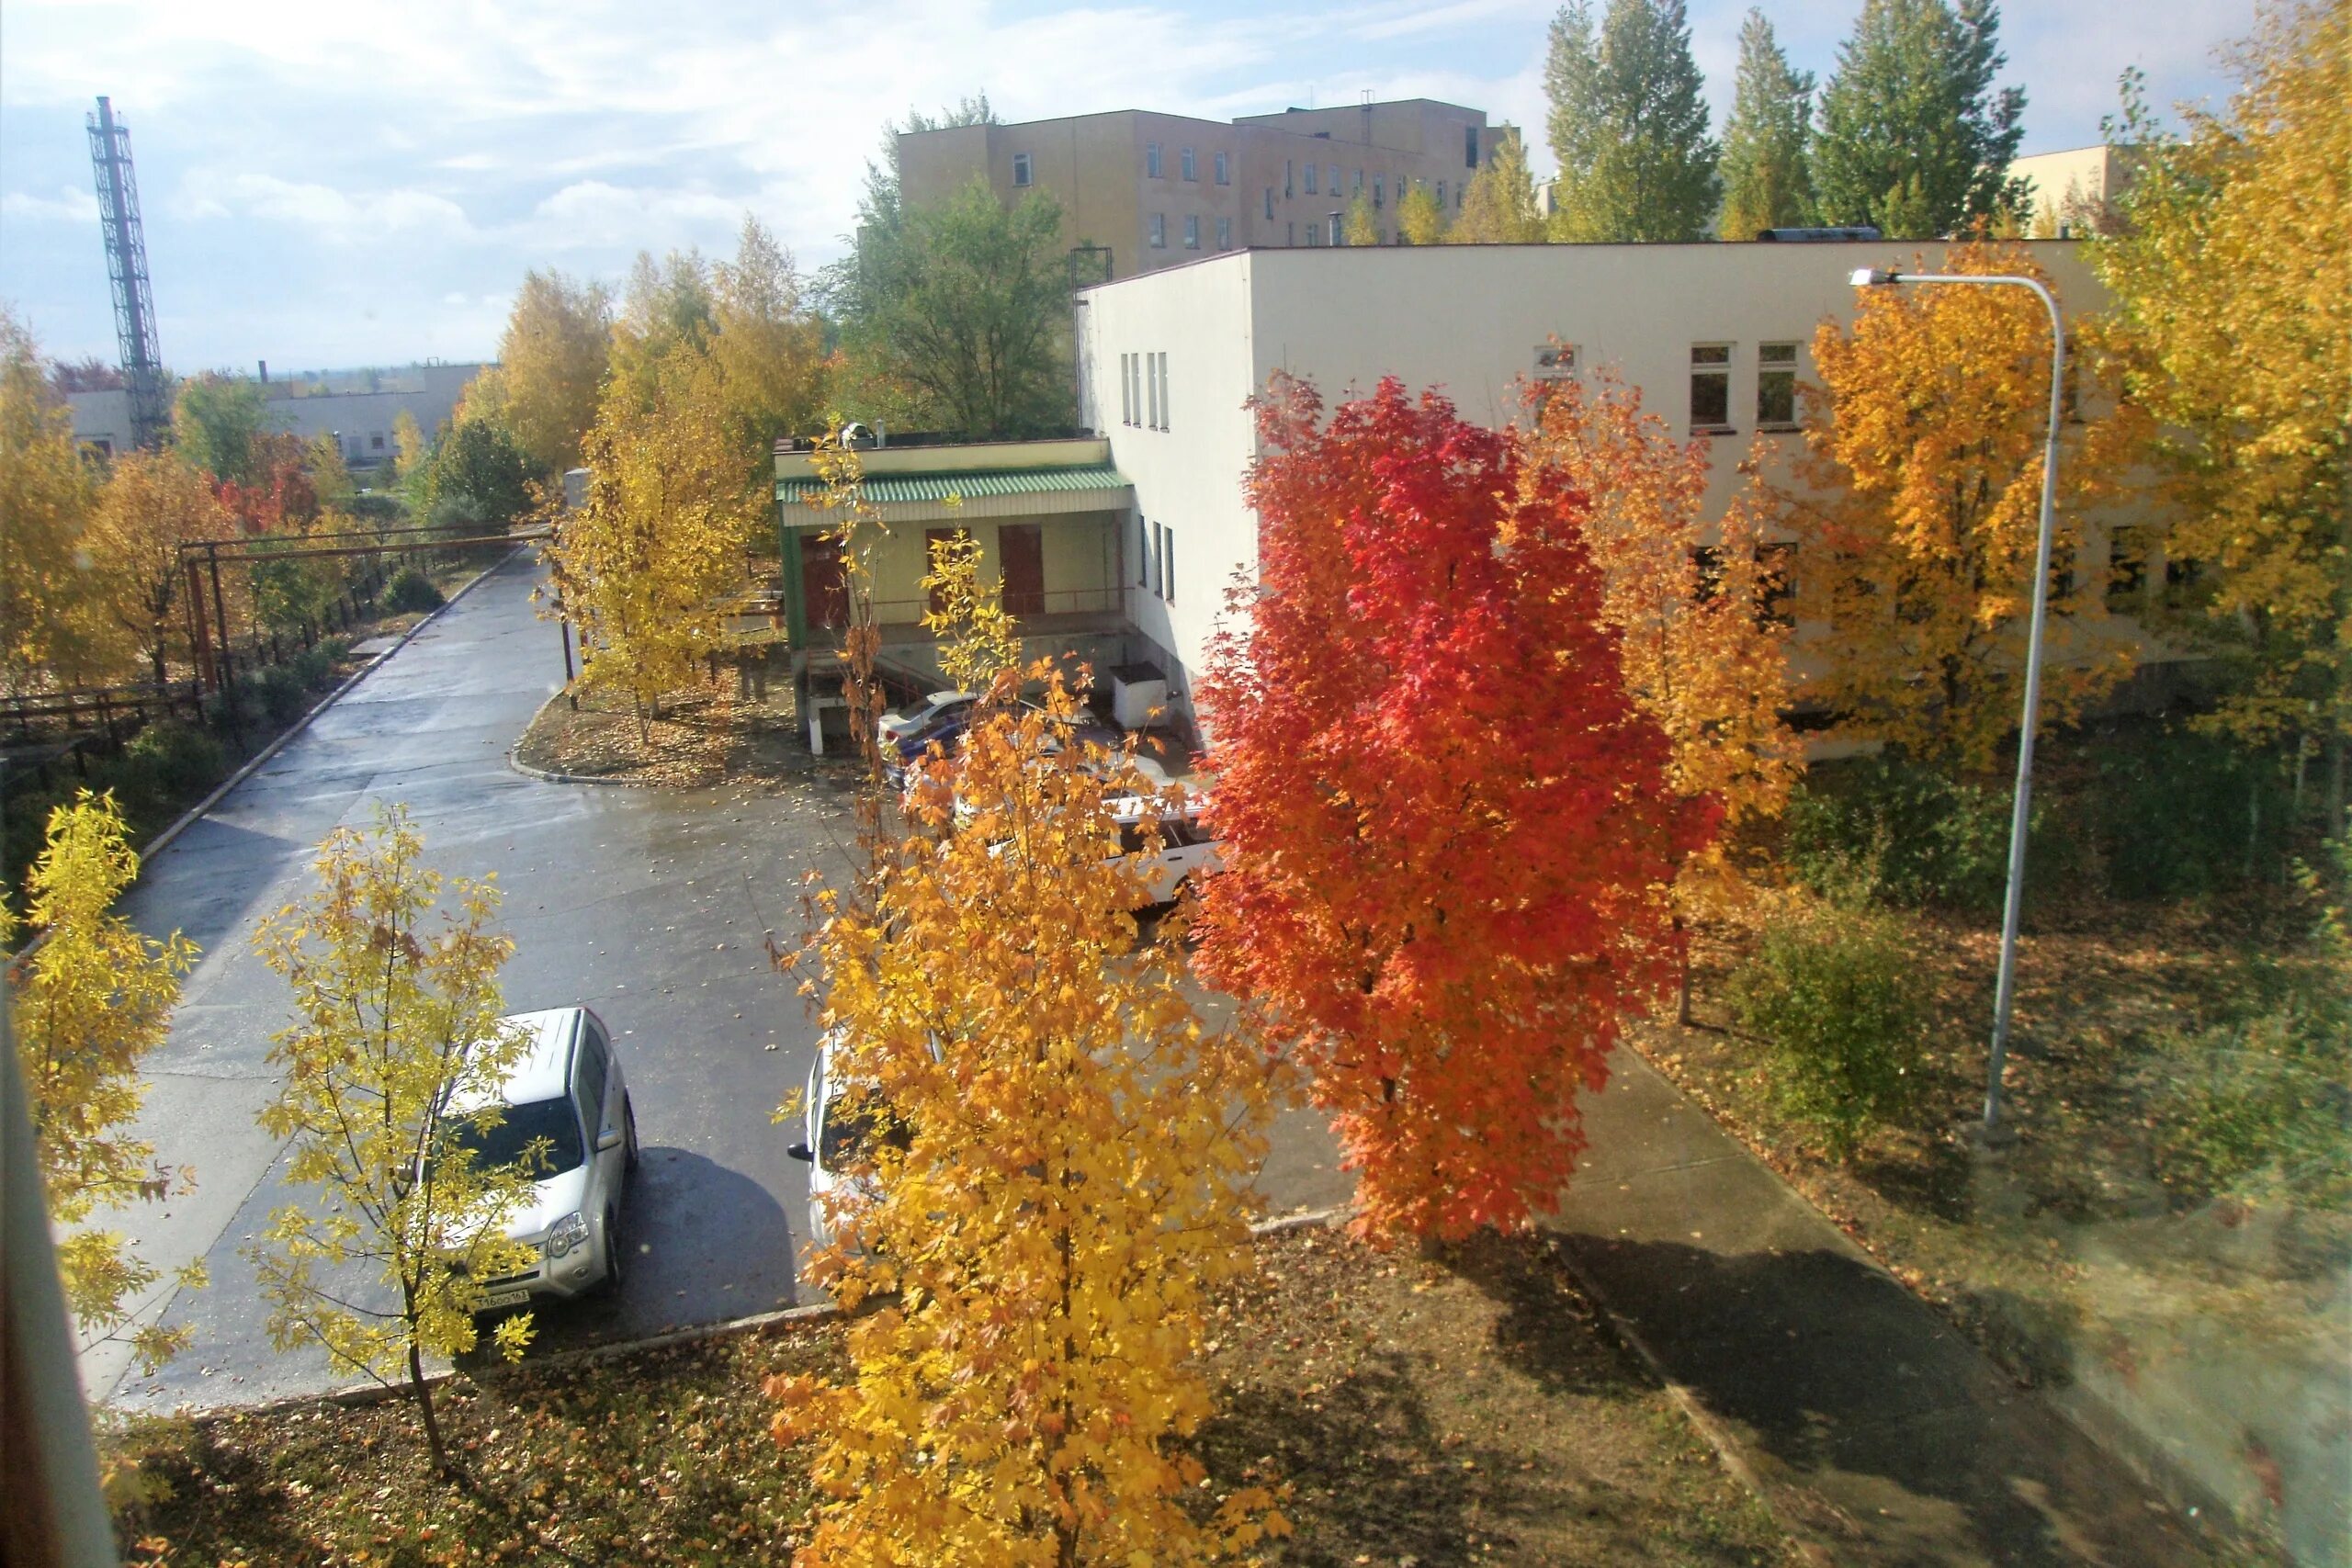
left=1849, top=266, right=1900, bottom=288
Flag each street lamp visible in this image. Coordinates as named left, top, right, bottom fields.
left=1848, top=265, right=2065, bottom=1139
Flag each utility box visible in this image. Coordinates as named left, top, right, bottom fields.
left=1111, top=662, right=1169, bottom=730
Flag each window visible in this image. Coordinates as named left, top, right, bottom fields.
left=1136, top=515, right=1149, bottom=586
left=1758, top=542, right=1797, bottom=628
left=1119, top=353, right=1134, bottom=425
left=1147, top=351, right=1159, bottom=429
left=1265, top=186, right=1275, bottom=220
left=1691, top=546, right=1725, bottom=602
left=1148, top=521, right=1164, bottom=594
left=1183, top=215, right=1200, bottom=250
left=1216, top=216, right=1232, bottom=250
left=1126, top=354, right=1143, bottom=426
left=1329, top=213, right=1342, bottom=246
left=2048, top=538, right=2078, bottom=615
left=1306, top=221, right=1320, bottom=246
left=2107, top=526, right=2147, bottom=614
left=1374, top=176, right=1385, bottom=209
left=1161, top=525, right=1174, bottom=604
left=573, top=1028, right=609, bottom=1141
left=1465, top=123, right=1480, bottom=167
left=1305, top=162, right=1318, bottom=195
left=1181, top=145, right=1197, bottom=180
left=1353, top=169, right=1363, bottom=194
left=1437, top=180, right=1447, bottom=208
left=1149, top=212, right=1166, bottom=249
left=1690, top=344, right=1732, bottom=431
left=1215, top=150, right=1230, bottom=186
left=1758, top=342, right=1799, bottom=428
left=1457, top=184, right=1465, bottom=209
left=1012, top=152, right=1033, bottom=186
left=1532, top=343, right=1577, bottom=379
left=1284, top=159, right=1294, bottom=197
left=1146, top=141, right=1163, bottom=178
left=1155, top=353, right=1170, bottom=431
left=1286, top=221, right=1295, bottom=246
left=1329, top=164, right=1340, bottom=196
left=370, top=433, right=386, bottom=450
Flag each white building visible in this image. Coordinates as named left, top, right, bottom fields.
left=70, top=361, right=487, bottom=467
left=1073, top=238, right=2118, bottom=730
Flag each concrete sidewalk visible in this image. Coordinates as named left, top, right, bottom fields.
left=1549, top=1049, right=2219, bottom=1567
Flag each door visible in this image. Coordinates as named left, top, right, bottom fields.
left=1000, top=524, right=1045, bottom=617
left=800, top=533, right=846, bottom=629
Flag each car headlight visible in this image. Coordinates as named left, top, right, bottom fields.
left=545, top=1211, right=589, bottom=1259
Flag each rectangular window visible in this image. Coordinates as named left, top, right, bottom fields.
left=1181, top=145, right=1197, bottom=180
left=1437, top=180, right=1447, bottom=208
left=1305, top=162, right=1318, bottom=195
left=1215, top=150, right=1230, bottom=186
left=1287, top=220, right=1295, bottom=246
left=1147, top=351, right=1159, bottom=429
left=1146, top=141, right=1162, bottom=178
left=1329, top=213, right=1342, bottom=246
left=370, top=433, right=386, bottom=450
left=1183, top=215, right=1200, bottom=250
left=2049, top=538, right=2078, bottom=615
left=1149, top=521, right=1164, bottom=595
left=1374, top=176, right=1385, bottom=209
left=1136, top=515, right=1149, bottom=586
left=1284, top=159, right=1294, bottom=197
left=1690, top=344, right=1732, bottom=431
left=1161, top=525, right=1174, bottom=604
left=1156, top=353, right=1170, bottom=430
left=1012, top=152, right=1033, bottom=186
left=1329, top=164, right=1340, bottom=196
left=1466, top=124, right=1480, bottom=167
left=1216, top=216, right=1232, bottom=250
left=1149, top=212, right=1166, bottom=249
left=1264, top=186, right=1274, bottom=220
left=1758, top=342, right=1798, bottom=427
left=1127, top=354, right=1142, bottom=426
left=1119, top=353, right=1132, bottom=424
left=1353, top=169, right=1363, bottom=194
left=1306, top=222, right=1320, bottom=247
left=2107, top=526, right=2147, bottom=614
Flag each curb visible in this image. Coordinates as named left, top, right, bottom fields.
left=141, top=548, right=522, bottom=864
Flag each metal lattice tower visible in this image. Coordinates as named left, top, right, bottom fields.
left=86, top=96, right=169, bottom=449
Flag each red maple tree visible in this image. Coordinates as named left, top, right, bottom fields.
left=1195, top=375, right=1710, bottom=1241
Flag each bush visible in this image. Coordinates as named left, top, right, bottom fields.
left=121, top=722, right=226, bottom=800
left=1784, top=755, right=2018, bottom=911
left=1729, top=897, right=1931, bottom=1161
left=202, top=687, right=265, bottom=737
left=2085, top=727, right=2295, bottom=899
left=253, top=665, right=311, bottom=726
left=381, top=567, right=445, bottom=615
left=289, top=648, right=334, bottom=691
left=2147, top=842, right=2352, bottom=1206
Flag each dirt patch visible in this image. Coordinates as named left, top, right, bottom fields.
left=110, top=1228, right=1797, bottom=1566
left=513, top=681, right=829, bottom=790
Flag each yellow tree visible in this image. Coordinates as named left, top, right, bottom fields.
left=83, top=451, right=233, bottom=684
left=1449, top=135, right=1545, bottom=243
left=249, top=807, right=539, bottom=1477
left=391, top=408, right=428, bottom=482
left=1396, top=180, right=1446, bottom=244
left=548, top=343, right=763, bottom=739
left=2094, top=0, right=2351, bottom=817
left=5, top=792, right=201, bottom=1371
left=0, top=308, right=97, bottom=688
left=712, top=216, right=828, bottom=473
left=1343, top=193, right=1379, bottom=246
left=492, top=268, right=613, bottom=474
left=1780, top=240, right=2139, bottom=767
left=769, top=673, right=1285, bottom=1564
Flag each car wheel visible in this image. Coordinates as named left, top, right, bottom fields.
left=623, top=1098, right=639, bottom=1175
left=597, top=1205, right=625, bottom=1297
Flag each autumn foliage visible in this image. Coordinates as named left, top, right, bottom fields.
left=770, top=673, right=1283, bottom=1562
left=1195, top=377, right=1706, bottom=1241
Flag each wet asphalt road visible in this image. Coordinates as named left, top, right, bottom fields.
left=95, top=553, right=861, bottom=1413
left=91, top=551, right=1349, bottom=1414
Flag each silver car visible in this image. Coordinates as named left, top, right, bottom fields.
left=450, top=1006, right=639, bottom=1308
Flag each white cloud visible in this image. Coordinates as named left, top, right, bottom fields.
left=173, top=172, right=474, bottom=243
left=2, top=185, right=97, bottom=222
left=522, top=180, right=742, bottom=252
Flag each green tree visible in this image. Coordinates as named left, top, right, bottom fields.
left=1717, top=9, right=1816, bottom=238
left=250, top=807, right=540, bottom=1477
left=1449, top=134, right=1546, bottom=243
left=5, top=793, right=202, bottom=1371
left=1813, top=0, right=2029, bottom=238
left=171, top=373, right=272, bottom=485
left=2093, top=0, right=2351, bottom=820
left=836, top=176, right=1073, bottom=438
left=1396, top=179, right=1447, bottom=243
left=607, top=249, right=718, bottom=412
left=422, top=418, right=536, bottom=529
left=0, top=308, right=97, bottom=685
left=711, top=214, right=828, bottom=465
left=489, top=268, right=611, bottom=475
left=1544, top=0, right=1721, bottom=242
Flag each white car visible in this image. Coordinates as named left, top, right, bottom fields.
left=1109, top=789, right=1223, bottom=906
left=786, top=1029, right=899, bottom=1251
left=449, top=1006, right=638, bottom=1308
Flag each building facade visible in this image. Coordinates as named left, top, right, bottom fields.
left=897, top=99, right=1509, bottom=279
left=1072, top=239, right=2159, bottom=731
left=70, top=361, right=487, bottom=468
left=2008, top=145, right=2140, bottom=237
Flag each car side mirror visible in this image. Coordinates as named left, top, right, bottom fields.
left=596, top=1127, right=624, bottom=1153
left=786, top=1141, right=815, bottom=1163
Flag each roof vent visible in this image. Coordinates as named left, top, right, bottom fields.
left=1755, top=225, right=1884, bottom=243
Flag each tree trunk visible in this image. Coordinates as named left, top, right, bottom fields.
left=408, top=1340, right=454, bottom=1480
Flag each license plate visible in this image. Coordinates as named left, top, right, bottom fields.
left=479, top=1288, right=531, bottom=1310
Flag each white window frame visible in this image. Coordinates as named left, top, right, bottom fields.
left=1148, top=212, right=1167, bottom=249
left=1758, top=342, right=1800, bottom=429
left=1329, top=164, right=1340, bottom=197
left=1147, top=352, right=1160, bottom=429
left=1181, top=145, right=1197, bottom=181
left=1012, top=152, right=1033, bottom=186
left=1119, top=353, right=1133, bottom=424
left=1183, top=215, right=1200, bottom=250
left=1216, top=216, right=1232, bottom=251
left=1305, top=162, right=1317, bottom=195
left=1690, top=343, right=1735, bottom=434
left=1215, top=150, right=1230, bottom=186
left=1146, top=141, right=1163, bottom=178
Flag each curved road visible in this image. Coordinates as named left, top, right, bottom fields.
left=95, top=553, right=861, bottom=1411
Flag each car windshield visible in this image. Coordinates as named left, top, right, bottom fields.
left=453, top=1096, right=584, bottom=1179
left=818, top=1090, right=910, bottom=1170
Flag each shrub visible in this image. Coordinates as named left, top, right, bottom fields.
left=2148, top=841, right=2351, bottom=1207
left=1729, top=896, right=1931, bottom=1161
left=201, top=688, right=265, bottom=738
left=381, top=567, right=445, bottom=615
left=120, top=722, right=226, bottom=801
left=253, top=665, right=311, bottom=726
left=2086, top=727, right=2295, bottom=899
left=1785, top=755, right=2018, bottom=911
left=290, top=648, right=334, bottom=691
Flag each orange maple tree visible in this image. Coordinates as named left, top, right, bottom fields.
left=1195, top=375, right=1708, bottom=1241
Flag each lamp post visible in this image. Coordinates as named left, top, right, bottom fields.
left=1848, top=266, right=2065, bottom=1138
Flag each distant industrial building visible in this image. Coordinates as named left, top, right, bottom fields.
left=897, top=98, right=1513, bottom=279
left=69, top=360, right=488, bottom=467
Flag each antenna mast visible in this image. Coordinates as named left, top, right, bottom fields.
left=87, top=96, right=169, bottom=449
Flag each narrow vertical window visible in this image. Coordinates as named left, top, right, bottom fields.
left=1119, top=353, right=1132, bottom=424
left=1284, top=159, right=1294, bottom=197
left=1183, top=215, right=1200, bottom=250
left=1216, top=216, right=1232, bottom=250
left=1146, top=141, right=1162, bottom=178
left=1181, top=145, right=1197, bottom=180
left=1758, top=342, right=1798, bottom=427
left=1215, top=150, right=1230, bottom=186
left=1305, top=162, right=1318, bottom=195
left=1264, top=186, right=1275, bottom=220
left=1149, top=212, right=1166, bottom=249
left=1136, top=515, right=1149, bottom=586
left=1329, top=164, right=1340, bottom=196
left=1690, top=344, right=1732, bottom=432
left=1157, top=353, right=1170, bottom=430
left=1374, top=176, right=1385, bottom=209
left=1012, top=152, right=1033, bottom=186
left=1466, top=123, right=1480, bottom=167
left=1162, top=525, right=1174, bottom=604
left=2107, top=525, right=2148, bottom=614
left=1147, top=352, right=1159, bottom=429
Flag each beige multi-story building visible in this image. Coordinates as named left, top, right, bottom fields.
left=897, top=99, right=1510, bottom=278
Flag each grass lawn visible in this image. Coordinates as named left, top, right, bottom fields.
left=109, top=1227, right=1798, bottom=1567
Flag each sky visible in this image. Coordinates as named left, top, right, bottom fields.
left=0, top=0, right=2255, bottom=374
